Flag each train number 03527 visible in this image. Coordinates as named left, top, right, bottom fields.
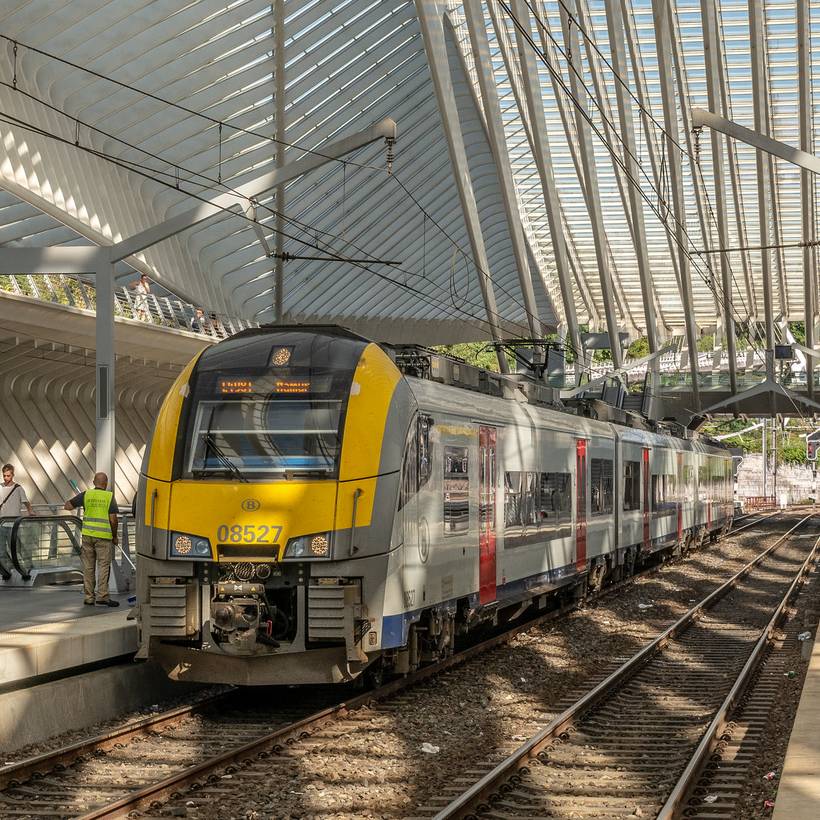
left=216, top=524, right=282, bottom=543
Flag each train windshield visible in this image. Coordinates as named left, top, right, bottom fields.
left=184, top=368, right=350, bottom=478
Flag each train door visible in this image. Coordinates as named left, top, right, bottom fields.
left=676, top=452, right=683, bottom=543
left=478, top=426, right=497, bottom=605
left=575, top=439, right=587, bottom=572
left=642, top=447, right=650, bottom=550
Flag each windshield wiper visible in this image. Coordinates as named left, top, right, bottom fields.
left=201, top=433, right=248, bottom=483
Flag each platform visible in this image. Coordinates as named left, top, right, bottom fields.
left=0, top=587, right=136, bottom=689
left=773, top=626, right=820, bottom=819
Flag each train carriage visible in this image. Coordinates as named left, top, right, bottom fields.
left=135, top=326, right=733, bottom=685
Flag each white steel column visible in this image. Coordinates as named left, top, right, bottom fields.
left=273, top=0, right=286, bottom=323
left=463, top=0, right=543, bottom=340
left=604, top=0, right=658, bottom=354
left=749, top=0, right=775, bottom=351
left=415, top=0, right=509, bottom=372
left=651, top=0, right=700, bottom=411
left=0, top=246, right=115, bottom=481
left=798, top=0, right=815, bottom=398
left=700, top=0, right=737, bottom=394
left=505, top=0, right=583, bottom=372
left=95, top=257, right=116, bottom=483
left=559, top=4, right=623, bottom=368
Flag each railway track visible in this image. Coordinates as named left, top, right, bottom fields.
left=429, top=513, right=819, bottom=820
left=0, top=511, right=790, bottom=819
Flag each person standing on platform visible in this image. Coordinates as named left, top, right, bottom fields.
left=64, top=472, right=120, bottom=607
left=128, top=273, right=151, bottom=321
left=0, top=464, right=35, bottom=518
left=190, top=307, right=206, bottom=332
left=0, top=464, right=34, bottom=567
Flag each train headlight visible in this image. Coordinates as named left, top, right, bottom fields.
left=283, top=531, right=331, bottom=559
left=170, top=532, right=213, bottom=560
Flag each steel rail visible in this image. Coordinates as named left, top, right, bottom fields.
left=657, top=531, right=820, bottom=818
left=432, top=512, right=814, bottom=820
left=0, top=689, right=235, bottom=790
left=2, top=509, right=777, bottom=818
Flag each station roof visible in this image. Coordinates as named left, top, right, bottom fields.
left=0, top=1, right=815, bottom=346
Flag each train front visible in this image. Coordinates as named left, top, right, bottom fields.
left=135, top=326, right=412, bottom=685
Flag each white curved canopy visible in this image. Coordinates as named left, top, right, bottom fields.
left=0, top=1, right=817, bottom=350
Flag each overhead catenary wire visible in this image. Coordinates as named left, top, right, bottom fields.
left=0, top=107, right=548, bottom=354
left=0, top=29, right=613, bottom=371
left=505, top=0, right=768, bottom=358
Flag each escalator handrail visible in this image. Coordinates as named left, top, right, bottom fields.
left=8, top=514, right=82, bottom=579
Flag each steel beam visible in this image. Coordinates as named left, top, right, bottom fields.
left=798, top=0, right=815, bottom=398
left=748, top=0, right=775, bottom=350
left=698, top=0, right=737, bottom=394
left=651, top=0, right=700, bottom=411
left=604, top=0, right=658, bottom=353
left=110, top=118, right=398, bottom=262
left=0, top=245, right=116, bottom=481
left=667, top=0, right=722, bottom=320
left=558, top=3, right=623, bottom=368
left=502, top=0, right=582, bottom=371
left=94, top=259, right=116, bottom=483
left=620, top=0, right=683, bottom=319
left=415, top=0, right=508, bottom=372
left=0, top=246, right=107, bottom=274
left=519, top=2, right=633, bottom=332
left=691, top=108, right=820, bottom=177
left=273, top=0, right=286, bottom=323
left=463, top=0, right=543, bottom=340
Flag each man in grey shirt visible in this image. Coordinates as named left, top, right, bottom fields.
left=0, top=464, right=34, bottom=576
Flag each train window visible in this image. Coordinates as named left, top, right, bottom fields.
left=652, top=474, right=676, bottom=514
left=504, top=471, right=523, bottom=530
left=398, top=425, right=418, bottom=512
left=538, top=472, right=572, bottom=527
left=418, top=415, right=432, bottom=489
left=444, top=445, right=469, bottom=534
left=682, top=464, right=694, bottom=494
left=590, top=458, right=614, bottom=516
left=623, top=460, right=641, bottom=511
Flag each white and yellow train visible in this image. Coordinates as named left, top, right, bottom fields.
left=135, top=326, right=733, bottom=685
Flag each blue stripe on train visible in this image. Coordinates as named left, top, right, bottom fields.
left=380, top=515, right=730, bottom=649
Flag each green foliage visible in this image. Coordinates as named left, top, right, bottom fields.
left=434, top=342, right=514, bottom=372
left=701, top=419, right=811, bottom=465
left=627, top=336, right=649, bottom=358
left=789, top=321, right=806, bottom=345
left=697, top=333, right=714, bottom=352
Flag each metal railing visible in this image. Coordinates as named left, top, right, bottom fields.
left=0, top=272, right=257, bottom=341
left=0, top=505, right=136, bottom=590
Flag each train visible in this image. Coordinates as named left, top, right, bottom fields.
left=134, top=325, right=734, bottom=685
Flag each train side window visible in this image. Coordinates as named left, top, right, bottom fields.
left=418, top=415, right=432, bottom=489
left=504, top=471, right=523, bottom=530
left=444, top=445, right=469, bottom=534
left=539, top=472, right=571, bottom=524
left=623, top=460, right=640, bottom=511
left=398, top=425, right=418, bottom=512
left=591, top=458, right=614, bottom=516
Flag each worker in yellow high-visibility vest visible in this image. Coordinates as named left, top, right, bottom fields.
left=64, top=472, right=120, bottom=607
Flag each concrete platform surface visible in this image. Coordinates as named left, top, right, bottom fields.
left=0, top=587, right=136, bottom=688
left=773, top=627, right=820, bottom=819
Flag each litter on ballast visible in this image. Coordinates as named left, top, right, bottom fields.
left=703, top=795, right=718, bottom=804
left=784, top=670, right=797, bottom=679
left=764, top=799, right=776, bottom=810
left=637, top=603, right=653, bottom=611
left=420, top=742, right=440, bottom=754
left=797, top=631, right=812, bottom=641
